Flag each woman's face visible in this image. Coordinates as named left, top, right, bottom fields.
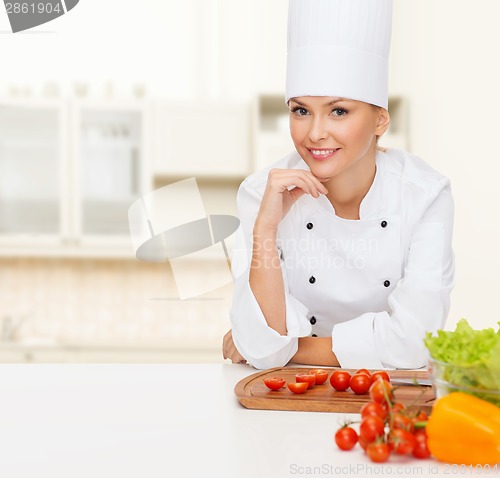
left=289, top=96, right=390, bottom=180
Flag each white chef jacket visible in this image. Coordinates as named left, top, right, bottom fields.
left=229, top=148, right=455, bottom=370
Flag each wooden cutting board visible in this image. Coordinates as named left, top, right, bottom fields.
left=235, top=367, right=435, bottom=414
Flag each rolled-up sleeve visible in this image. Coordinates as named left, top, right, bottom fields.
left=230, top=180, right=312, bottom=369
left=332, top=178, right=455, bottom=369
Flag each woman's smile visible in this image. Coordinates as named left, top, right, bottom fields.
left=307, top=147, right=341, bottom=161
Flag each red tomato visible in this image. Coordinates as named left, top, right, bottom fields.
left=411, top=410, right=429, bottom=428
left=330, top=370, right=351, bottom=391
left=411, top=412, right=429, bottom=432
left=295, top=373, right=316, bottom=389
left=309, top=369, right=329, bottom=385
left=369, top=378, right=393, bottom=404
left=355, top=368, right=371, bottom=377
left=359, top=416, right=385, bottom=443
left=390, top=402, right=406, bottom=414
left=415, top=411, right=429, bottom=421
left=360, top=401, right=387, bottom=421
left=388, top=429, right=416, bottom=455
left=334, top=427, right=358, bottom=451
left=358, top=436, right=370, bottom=451
left=366, top=442, right=390, bottom=463
left=370, top=371, right=391, bottom=384
left=412, top=430, right=431, bottom=459
left=391, top=412, right=415, bottom=433
left=263, top=377, right=286, bottom=391
left=349, top=373, right=371, bottom=394
left=287, top=382, right=308, bottom=394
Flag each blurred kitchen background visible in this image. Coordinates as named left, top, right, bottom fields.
left=0, top=0, right=499, bottom=363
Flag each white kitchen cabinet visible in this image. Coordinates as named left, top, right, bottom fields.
left=0, top=99, right=69, bottom=245
left=71, top=100, right=151, bottom=247
left=0, top=98, right=151, bottom=255
left=152, top=100, right=250, bottom=178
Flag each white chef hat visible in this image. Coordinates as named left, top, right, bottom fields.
left=285, top=0, right=393, bottom=109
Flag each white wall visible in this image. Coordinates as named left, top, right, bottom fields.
left=1, top=0, right=499, bottom=331
left=389, top=1, right=500, bottom=331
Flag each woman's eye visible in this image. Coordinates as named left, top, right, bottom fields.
left=290, top=107, right=308, bottom=116
left=332, top=108, right=347, bottom=117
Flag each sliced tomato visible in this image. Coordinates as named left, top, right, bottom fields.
left=287, top=382, right=308, bottom=394
left=309, top=369, right=329, bottom=385
left=295, top=373, right=316, bottom=389
left=330, top=370, right=351, bottom=391
left=263, top=377, right=286, bottom=391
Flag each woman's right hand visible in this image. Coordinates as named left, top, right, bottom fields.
left=255, top=169, right=329, bottom=231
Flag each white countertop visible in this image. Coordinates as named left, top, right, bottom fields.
left=0, top=364, right=455, bottom=478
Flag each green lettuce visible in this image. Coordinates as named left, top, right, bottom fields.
left=424, top=319, right=500, bottom=396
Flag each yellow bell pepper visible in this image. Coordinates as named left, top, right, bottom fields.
left=426, top=392, right=500, bottom=465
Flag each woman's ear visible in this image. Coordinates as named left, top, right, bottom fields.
left=376, top=108, right=391, bottom=136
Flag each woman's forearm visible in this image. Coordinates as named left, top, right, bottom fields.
left=249, top=223, right=287, bottom=335
left=290, top=337, right=340, bottom=367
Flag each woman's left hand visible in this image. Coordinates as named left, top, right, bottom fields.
left=222, top=329, right=247, bottom=364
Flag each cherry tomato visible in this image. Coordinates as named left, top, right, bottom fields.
left=330, top=370, right=351, bottom=391
left=366, top=442, right=390, bottom=463
left=411, top=410, right=429, bottom=428
left=359, top=415, right=385, bottom=443
left=355, top=368, right=371, bottom=377
left=263, top=377, right=286, bottom=391
left=390, top=402, right=406, bottom=414
left=369, top=378, right=393, bottom=404
left=388, top=429, right=416, bottom=455
left=412, top=430, right=431, bottom=459
left=358, top=436, right=370, bottom=450
left=370, top=371, right=391, bottom=384
left=360, top=401, right=387, bottom=421
left=334, top=427, right=358, bottom=451
left=309, top=369, right=329, bottom=385
left=391, top=412, right=415, bottom=433
left=295, top=373, right=316, bottom=389
left=349, top=373, right=371, bottom=394
left=415, top=411, right=429, bottom=421
left=287, top=382, right=308, bottom=394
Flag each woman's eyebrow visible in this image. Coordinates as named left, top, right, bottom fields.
left=290, top=98, right=346, bottom=107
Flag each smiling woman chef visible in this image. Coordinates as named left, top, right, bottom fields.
left=223, top=0, right=455, bottom=370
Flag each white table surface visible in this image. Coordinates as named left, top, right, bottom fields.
left=0, top=364, right=474, bottom=478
